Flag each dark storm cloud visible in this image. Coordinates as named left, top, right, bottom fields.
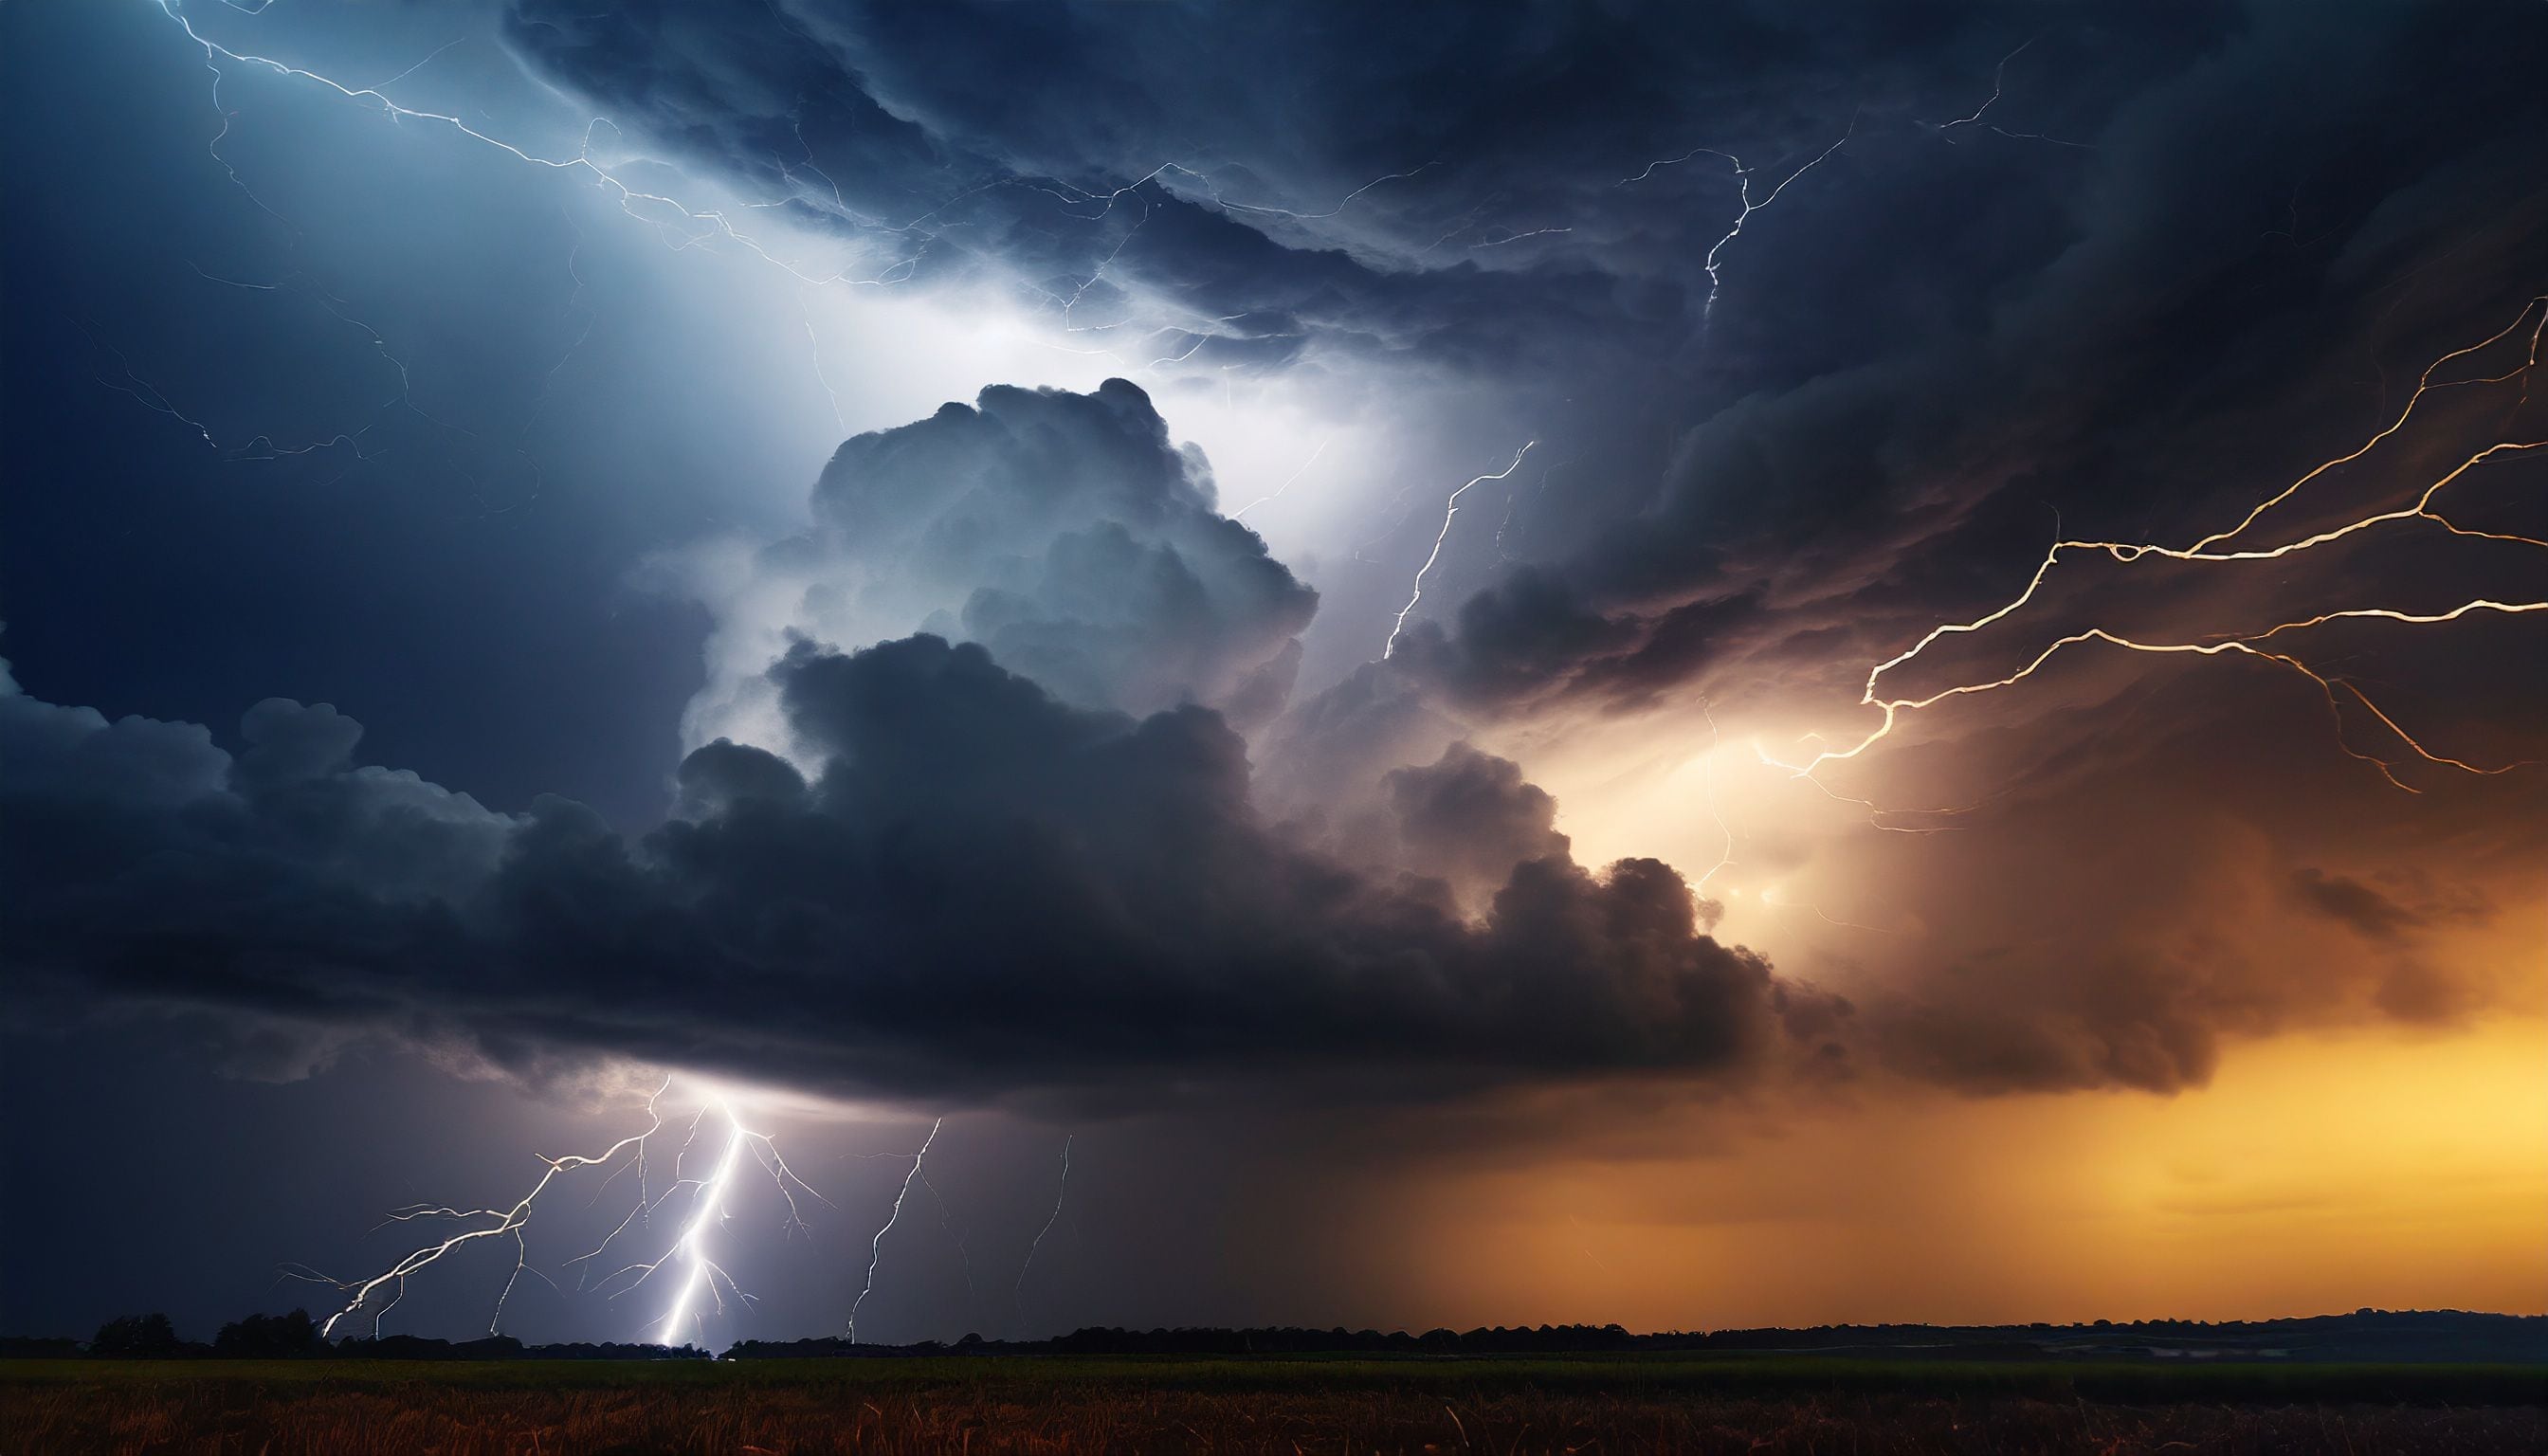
left=506, top=0, right=2546, bottom=730
left=0, top=644, right=1846, bottom=1104
left=1383, top=743, right=1572, bottom=911
left=12, top=0, right=2544, bottom=1119
left=1204, top=3, right=2548, bottom=1097
left=1812, top=669, right=2545, bottom=1096
left=1533, top=8, right=2539, bottom=709
left=499, top=0, right=1661, bottom=381
left=494, top=0, right=2206, bottom=394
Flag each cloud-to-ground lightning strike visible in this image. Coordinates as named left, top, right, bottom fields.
left=1618, top=124, right=1854, bottom=324
left=288, top=1081, right=671, bottom=1340
left=847, top=1118, right=944, bottom=1343
left=1768, top=292, right=2548, bottom=803
left=289, top=1079, right=830, bottom=1346
left=1385, top=442, right=1537, bottom=659
left=1013, top=1135, right=1073, bottom=1337
left=653, top=1101, right=752, bottom=1345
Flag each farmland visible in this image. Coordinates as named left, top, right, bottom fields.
left=5, top=1356, right=2541, bottom=1454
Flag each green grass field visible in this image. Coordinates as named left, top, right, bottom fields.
left=5, top=1355, right=2542, bottom=1453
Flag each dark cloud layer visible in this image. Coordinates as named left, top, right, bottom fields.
left=501, top=0, right=2545, bottom=741
left=492, top=0, right=2203, bottom=398
left=0, top=640, right=1845, bottom=1105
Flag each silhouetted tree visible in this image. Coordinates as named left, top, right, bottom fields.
left=213, top=1309, right=322, bottom=1358
left=90, top=1313, right=183, bottom=1356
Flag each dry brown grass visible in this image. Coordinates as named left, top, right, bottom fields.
left=5, top=1376, right=2543, bottom=1455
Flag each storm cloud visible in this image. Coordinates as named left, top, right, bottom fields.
left=680, top=377, right=1316, bottom=758
left=0, top=633, right=1847, bottom=1105
left=8, top=1, right=2544, bottom=1128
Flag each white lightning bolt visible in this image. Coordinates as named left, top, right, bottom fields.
left=289, top=1077, right=828, bottom=1347
left=847, top=1116, right=943, bottom=1343
left=290, top=1078, right=672, bottom=1340
left=1384, top=441, right=1537, bottom=659
left=1619, top=121, right=1855, bottom=325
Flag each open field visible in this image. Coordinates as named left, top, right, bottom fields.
left=5, top=1356, right=2543, bottom=1455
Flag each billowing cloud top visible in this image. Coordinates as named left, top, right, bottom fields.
left=684, top=378, right=1315, bottom=757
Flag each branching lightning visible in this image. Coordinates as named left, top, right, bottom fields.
left=1619, top=122, right=1854, bottom=324
left=287, top=1077, right=833, bottom=1348
left=131, top=0, right=1461, bottom=442
left=1765, top=293, right=2548, bottom=805
left=1932, top=38, right=2094, bottom=151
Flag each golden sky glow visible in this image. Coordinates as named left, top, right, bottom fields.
left=1384, top=1016, right=2548, bottom=1329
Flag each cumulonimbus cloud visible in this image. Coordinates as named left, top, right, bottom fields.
left=0, top=632, right=1848, bottom=1104
left=678, top=378, right=1317, bottom=761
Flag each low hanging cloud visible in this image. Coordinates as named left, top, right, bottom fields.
left=0, top=635, right=1848, bottom=1105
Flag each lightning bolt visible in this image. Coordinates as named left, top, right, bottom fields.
left=135, top=3, right=1467, bottom=423
left=1932, top=38, right=2094, bottom=151
left=1012, top=1133, right=1072, bottom=1337
left=128, top=0, right=938, bottom=467
left=152, top=0, right=929, bottom=285
left=1688, top=701, right=1741, bottom=898
left=1384, top=441, right=1537, bottom=659
left=1756, top=885, right=1903, bottom=935
left=288, top=1078, right=672, bottom=1340
left=287, top=1077, right=828, bottom=1347
left=1470, top=226, right=1575, bottom=250
left=1230, top=437, right=1331, bottom=520
left=1619, top=121, right=1854, bottom=325
left=1769, top=292, right=2548, bottom=804
left=651, top=1100, right=752, bottom=1346
left=846, top=1116, right=942, bottom=1343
